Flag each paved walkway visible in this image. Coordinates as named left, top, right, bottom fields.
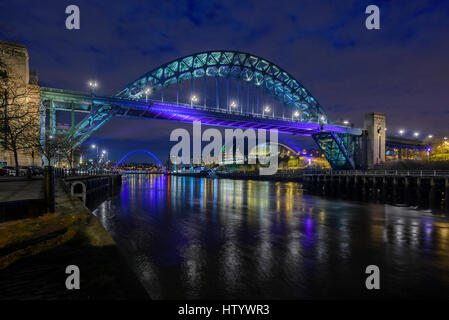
left=0, top=177, right=44, bottom=202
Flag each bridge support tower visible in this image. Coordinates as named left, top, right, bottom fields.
left=364, top=112, right=386, bottom=169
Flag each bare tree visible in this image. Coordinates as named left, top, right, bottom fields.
left=37, top=130, right=74, bottom=169
left=0, top=62, right=40, bottom=175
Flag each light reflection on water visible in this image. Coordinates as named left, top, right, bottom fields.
left=93, top=174, right=449, bottom=299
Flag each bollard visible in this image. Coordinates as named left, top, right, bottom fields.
left=44, top=166, right=55, bottom=213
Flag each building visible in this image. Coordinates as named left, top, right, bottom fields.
left=0, top=40, right=41, bottom=167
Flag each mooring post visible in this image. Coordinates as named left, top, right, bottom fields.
left=382, top=176, right=387, bottom=201
left=429, top=178, right=436, bottom=208
left=445, top=178, right=449, bottom=211
left=404, top=177, right=410, bottom=204
left=416, top=178, right=421, bottom=206
left=392, top=177, right=398, bottom=202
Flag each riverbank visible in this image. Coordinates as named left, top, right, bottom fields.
left=0, top=179, right=149, bottom=300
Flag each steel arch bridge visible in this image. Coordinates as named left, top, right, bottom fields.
left=112, top=150, right=166, bottom=172
left=39, top=50, right=364, bottom=170
left=115, top=51, right=328, bottom=123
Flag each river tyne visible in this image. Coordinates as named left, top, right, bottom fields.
left=92, top=174, right=449, bottom=299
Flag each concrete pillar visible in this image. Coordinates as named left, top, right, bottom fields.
left=364, top=112, right=386, bottom=169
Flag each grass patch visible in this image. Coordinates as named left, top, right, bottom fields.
left=0, top=213, right=83, bottom=270
left=0, top=211, right=149, bottom=299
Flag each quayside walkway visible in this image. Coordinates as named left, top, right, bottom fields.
left=0, top=177, right=44, bottom=202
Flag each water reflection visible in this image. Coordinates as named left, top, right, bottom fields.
left=93, top=174, right=449, bottom=299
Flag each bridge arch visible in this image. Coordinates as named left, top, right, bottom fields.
left=115, top=51, right=329, bottom=123
left=112, top=150, right=166, bottom=172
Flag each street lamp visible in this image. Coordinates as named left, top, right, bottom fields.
left=144, top=87, right=151, bottom=102
left=263, top=106, right=271, bottom=116
left=101, top=150, right=108, bottom=164
left=398, top=129, right=405, bottom=136
left=230, top=101, right=237, bottom=109
left=91, top=144, right=99, bottom=161
left=343, top=120, right=349, bottom=125
left=413, top=132, right=419, bottom=137
left=88, top=80, right=98, bottom=95
left=191, top=95, right=198, bottom=107
left=428, top=134, right=433, bottom=139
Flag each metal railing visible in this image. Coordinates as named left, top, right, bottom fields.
left=53, top=168, right=120, bottom=178
left=304, top=170, right=449, bottom=177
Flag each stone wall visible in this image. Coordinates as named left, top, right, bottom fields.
left=0, top=40, right=42, bottom=167
left=364, top=112, right=386, bottom=169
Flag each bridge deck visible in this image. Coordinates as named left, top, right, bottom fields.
left=40, top=87, right=362, bottom=136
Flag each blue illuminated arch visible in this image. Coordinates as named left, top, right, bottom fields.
left=112, top=150, right=166, bottom=172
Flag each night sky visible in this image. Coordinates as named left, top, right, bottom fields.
left=1, top=0, right=448, bottom=163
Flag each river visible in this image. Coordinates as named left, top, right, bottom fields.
left=92, top=174, right=449, bottom=299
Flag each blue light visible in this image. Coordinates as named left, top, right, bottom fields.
left=112, top=149, right=166, bottom=172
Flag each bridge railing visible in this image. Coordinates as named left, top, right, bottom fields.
left=153, top=99, right=316, bottom=123
left=312, top=170, right=449, bottom=177
left=53, top=168, right=120, bottom=178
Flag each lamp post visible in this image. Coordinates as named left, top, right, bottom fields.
left=88, top=80, right=98, bottom=95
left=91, top=144, right=98, bottom=157
left=144, top=87, right=151, bottom=102
left=191, top=95, right=198, bottom=107
left=263, top=106, right=270, bottom=117
left=102, top=149, right=108, bottom=163
left=44, top=134, right=55, bottom=213
left=293, top=110, right=300, bottom=121
left=91, top=144, right=99, bottom=171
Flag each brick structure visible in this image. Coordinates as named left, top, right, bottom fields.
left=0, top=40, right=41, bottom=167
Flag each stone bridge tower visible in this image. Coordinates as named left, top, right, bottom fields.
left=0, top=40, right=41, bottom=167
left=364, top=112, right=386, bottom=169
